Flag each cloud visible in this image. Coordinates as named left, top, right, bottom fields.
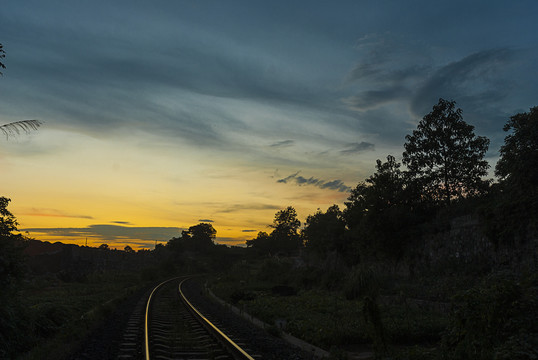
left=22, top=208, right=93, bottom=219
left=22, top=224, right=182, bottom=242
left=241, top=229, right=257, bottom=232
left=277, top=172, right=351, bottom=192
left=347, top=38, right=516, bottom=117
left=0, top=13, right=337, bottom=155
left=343, top=87, right=409, bottom=111
left=217, top=203, right=281, bottom=213
left=270, top=139, right=295, bottom=148
left=111, top=221, right=132, bottom=225
left=340, top=142, right=375, bottom=154
left=214, top=237, right=245, bottom=245
left=410, top=48, right=516, bottom=117
left=198, top=219, right=214, bottom=223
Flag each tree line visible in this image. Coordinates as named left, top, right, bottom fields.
left=246, top=99, right=538, bottom=267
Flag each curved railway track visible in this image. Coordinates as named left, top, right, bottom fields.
left=144, top=277, right=256, bottom=360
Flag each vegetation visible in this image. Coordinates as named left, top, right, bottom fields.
left=0, top=42, right=5, bottom=75
left=220, top=99, right=537, bottom=359
left=0, top=44, right=42, bottom=139
left=403, top=98, right=490, bottom=205
left=246, top=206, right=302, bottom=255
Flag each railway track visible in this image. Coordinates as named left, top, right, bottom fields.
left=74, top=276, right=315, bottom=359
left=144, top=277, right=257, bottom=360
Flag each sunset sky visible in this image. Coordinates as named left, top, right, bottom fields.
left=1, top=1, right=537, bottom=249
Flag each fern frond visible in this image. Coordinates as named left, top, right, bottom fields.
left=0, top=120, right=43, bottom=139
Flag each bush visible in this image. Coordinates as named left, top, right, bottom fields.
left=229, top=289, right=256, bottom=304
left=441, top=272, right=538, bottom=359
left=343, top=265, right=381, bottom=300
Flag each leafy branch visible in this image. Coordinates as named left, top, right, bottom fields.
left=1, top=120, right=43, bottom=139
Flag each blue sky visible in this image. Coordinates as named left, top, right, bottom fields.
left=1, top=0, right=537, bottom=248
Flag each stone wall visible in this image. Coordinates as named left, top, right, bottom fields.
left=420, top=215, right=537, bottom=273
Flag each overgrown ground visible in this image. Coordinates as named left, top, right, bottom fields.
left=3, top=271, right=149, bottom=360
left=209, top=258, right=538, bottom=359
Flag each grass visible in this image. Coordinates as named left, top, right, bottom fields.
left=210, top=274, right=449, bottom=352
left=15, top=272, right=147, bottom=360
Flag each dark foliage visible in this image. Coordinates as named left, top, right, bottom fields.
left=0, top=43, right=5, bottom=75
left=0, top=197, right=28, bottom=293
left=246, top=206, right=302, bottom=255
left=495, top=106, right=538, bottom=193
left=303, top=205, right=346, bottom=256
left=403, top=98, right=490, bottom=205
left=441, top=273, right=538, bottom=360
left=481, top=107, right=538, bottom=247
left=343, top=156, right=425, bottom=263
left=167, top=222, right=216, bottom=253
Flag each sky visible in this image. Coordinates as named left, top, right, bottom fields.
left=1, top=0, right=537, bottom=249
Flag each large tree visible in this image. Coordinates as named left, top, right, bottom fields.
left=484, top=106, right=538, bottom=244
left=0, top=197, right=27, bottom=294
left=246, top=206, right=302, bottom=255
left=495, top=106, right=538, bottom=196
left=270, top=206, right=302, bottom=253
left=344, top=156, right=418, bottom=262
left=303, top=205, right=346, bottom=256
left=402, top=98, right=490, bottom=204
left=167, top=223, right=216, bottom=253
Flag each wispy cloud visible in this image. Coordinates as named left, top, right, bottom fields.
left=346, top=35, right=517, bottom=119
left=340, top=142, right=375, bottom=154
left=270, top=139, right=295, bottom=148
left=22, top=224, right=181, bottom=242
left=198, top=219, right=214, bottom=223
left=277, top=172, right=351, bottom=192
left=22, top=208, right=94, bottom=219
left=217, top=203, right=281, bottom=213
left=410, top=48, right=516, bottom=117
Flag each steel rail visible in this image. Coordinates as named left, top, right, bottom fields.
left=144, top=277, right=180, bottom=360
left=179, top=278, right=256, bottom=360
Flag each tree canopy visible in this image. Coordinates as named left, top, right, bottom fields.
left=167, top=222, right=216, bottom=253
left=0, top=197, right=27, bottom=294
left=495, top=106, right=538, bottom=196
left=403, top=98, right=490, bottom=204
left=247, top=206, right=302, bottom=255
left=303, top=205, right=346, bottom=256
left=344, top=156, right=418, bottom=262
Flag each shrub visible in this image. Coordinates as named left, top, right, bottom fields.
left=343, top=265, right=380, bottom=300
left=441, top=272, right=538, bottom=359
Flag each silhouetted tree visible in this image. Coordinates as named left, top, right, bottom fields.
left=246, top=207, right=302, bottom=255
left=495, top=106, right=538, bottom=197
left=344, top=156, right=418, bottom=262
left=0, top=197, right=27, bottom=293
left=99, top=243, right=109, bottom=250
left=124, top=245, right=134, bottom=253
left=0, top=197, right=29, bottom=360
left=187, top=222, right=216, bottom=250
left=365, top=155, right=407, bottom=209
left=403, top=98, right=490, bottom=204
left=167, top=223, right=216, bottom=253
left=343, top=182, right=369, bottom=230
left=246, top=231, right=272, bottom=254
left=483, top=106, right=538, bottom=245
left=270, top=206, right=302, bottom=254
left=303, top=205, right=346, bottom=256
